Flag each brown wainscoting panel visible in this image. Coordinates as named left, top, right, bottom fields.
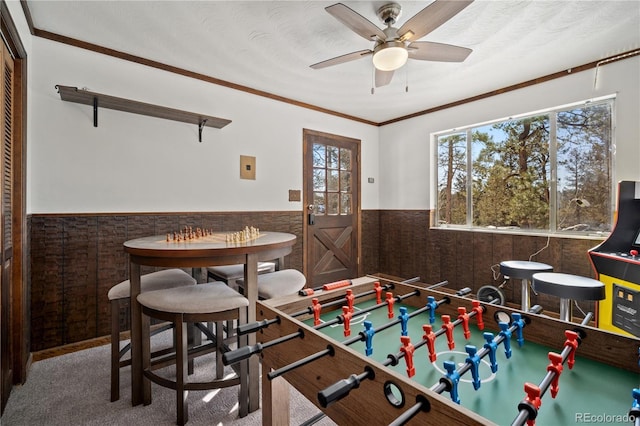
left=62, top=216, right=99, bottom=344
left=361, top=210, right=379, bottom=275
left=377, top=210, right=604, bottom=315
left=29, top=211, right=304, bottom=351
left=30, top=216, right=65, bottom=350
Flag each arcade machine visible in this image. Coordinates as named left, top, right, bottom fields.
left=589, top=180, right=640, bottom=337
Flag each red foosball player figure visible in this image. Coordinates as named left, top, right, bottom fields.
left=400, top=335, right=416, bottom=378
left=547, top=352, right=563, bottom=398
left=422, top=324, right=437, bottom=362
left=563, top=330, right=579, bottom=369
left=386, top=292, right=395, bottom=318
left=312, top=298, right=322, bottom=326
left=442, top=315, right=455, bottom=349
left=346, top=289, right=355, bottom=314
left=472, top=300, right=484, bottom=330
left=458, top=307, right=471, bottom=339
left=374, top=281, right=382, bottom=304
left=522, top=382, right=542, bottom=426
left=342, top=306, right=353, bottom=337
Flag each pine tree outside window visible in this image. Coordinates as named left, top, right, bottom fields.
left=435, top=96, right=614, bottom=236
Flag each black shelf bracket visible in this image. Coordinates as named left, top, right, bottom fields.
left=198, top=119, right=208, bottom=143
left=93, top=97, right=98, bottom=127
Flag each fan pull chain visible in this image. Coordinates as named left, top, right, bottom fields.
left=371, top=64, right=375, bottom=95
left=405, top=62, right=409, bottom=93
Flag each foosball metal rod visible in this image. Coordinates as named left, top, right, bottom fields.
left=425, top=280, right=448, bottom=289
left=289, top=283, right=395, bottom=318
left=267, top=345, right=335, bottom=380
left=237, top=283, right=396, bottom=335
left=299, top=412, right=328, bottom=426
left=222, top=329, right=304, bottom=365
left=269, top=293, right=446, bottom=381
left=388, top=395, right=431, bottom=426
left=315, top=289, right=425, bottom=332
left=385, top=306, right=485, bottom=368
left=510, top=338, right=577, bottom=426
left=430, top=320, right=521, bottom=396
left=317, top=299, right=477, bottom=408
left=236, top=316, right=281, bottom=336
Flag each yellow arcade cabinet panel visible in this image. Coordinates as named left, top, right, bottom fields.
left=589, top=180, right=640, bottom=337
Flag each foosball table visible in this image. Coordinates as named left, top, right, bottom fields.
left=226, top=276, right=640, bottom=425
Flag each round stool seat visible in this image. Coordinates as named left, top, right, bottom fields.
left=237, top=269, right=306, bottom=299
left=207, top=262, right=276, bottom=281
left=137, top=282, right=248, bottom=314
left=500, top=260, right=553, bottom=280
left=108, top=268, right=196, bottom=300
left=532, top=273, right=605, bottom=301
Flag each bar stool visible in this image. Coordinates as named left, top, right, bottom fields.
left=137, top=282, right=249, bottom=425
left=236, top=269, right=306, bottom=300
left=500, top=260, right=553, bottom=312
left=206, top=261, right=276, bottom=290
left=532, top=272, right=606, bottom=322
left=108, top=268, right=196, bottom=402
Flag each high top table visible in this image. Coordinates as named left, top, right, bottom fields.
left=123, top=231, right=297, bottom=411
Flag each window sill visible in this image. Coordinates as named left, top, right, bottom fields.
left=430, top=225, right=608, bottom=241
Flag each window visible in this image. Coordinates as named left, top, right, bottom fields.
left=435, top=96, right=614, bottom=235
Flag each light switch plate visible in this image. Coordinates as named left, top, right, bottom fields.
left=240, top=155, right=256, bottom=180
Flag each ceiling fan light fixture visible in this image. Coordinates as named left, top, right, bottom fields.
left=372, top=42, right=408, bottom=71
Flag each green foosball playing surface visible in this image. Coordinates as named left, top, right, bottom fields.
left=305, top=298, right=638, bottom=425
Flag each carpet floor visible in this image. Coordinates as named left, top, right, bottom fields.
left=1, top=331, right=336, bottom=426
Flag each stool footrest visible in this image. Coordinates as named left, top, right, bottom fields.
left=143, top=369, right=241, bottom=391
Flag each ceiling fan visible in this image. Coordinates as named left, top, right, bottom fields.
left=310, top=1, right=474, bottom=87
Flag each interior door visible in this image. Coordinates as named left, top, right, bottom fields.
left=303, top=129, right=360, bottom=288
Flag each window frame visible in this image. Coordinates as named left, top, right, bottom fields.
left=431, top=94, right=617, bottom=238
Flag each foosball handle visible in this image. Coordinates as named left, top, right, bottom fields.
left=236, top=318, right=279, bottom=335
left=222, top=343, right=262, bottom=365
left=318, top=367, right=374, bottom=408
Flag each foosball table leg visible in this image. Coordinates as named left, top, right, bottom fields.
left=262, top=358, right=291, bottom=426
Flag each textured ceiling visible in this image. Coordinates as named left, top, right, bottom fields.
left=26, top=0, right=640, bottom=123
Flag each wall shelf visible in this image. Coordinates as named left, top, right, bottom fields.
left=55, top=85, right=231, bottom=142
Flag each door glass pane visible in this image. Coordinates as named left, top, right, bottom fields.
left=313, top=168, right=326, bottom=191
left=340, top=171, right=351, bottom=193
left=313, top=143, right=326, bottom=167
left=314, top=192, right=326, bottom=215
left=327, top=146, right=339, bottom=169
left=340, top=148, right=351, bottom=171
left=327, top=193, right=339, bottom=215
left=341, top=193, right=351, bottom=214
left=327, top=170, right=339, bottom=192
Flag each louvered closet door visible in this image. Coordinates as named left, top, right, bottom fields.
left=0, top=41, right=14, bottom=413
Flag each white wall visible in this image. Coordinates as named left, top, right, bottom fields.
left=8, top=2, right=639, bottom=214
left=379, top=56, right=640, bottom=210
left=27, top=37, right=380, bottom=214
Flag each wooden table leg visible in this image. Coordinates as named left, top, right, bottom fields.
left=245, top=254, right=260, bottom=412
left=262, top=360, right=290, bottom=426
left=129, top=262, right=142, bottom=406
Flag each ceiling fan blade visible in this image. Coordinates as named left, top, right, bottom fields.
left=310, top=49, right=373, bottom=69
left=375, top=69, right=394, bottom=87
left=326, top=3, right=386, bottom=41
left=398, top=0, right=474, bottom=42
left=408, top=41, right=472, bottom=62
